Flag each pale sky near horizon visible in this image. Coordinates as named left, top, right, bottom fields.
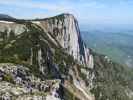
left=0, top=0, right=133, bottom=27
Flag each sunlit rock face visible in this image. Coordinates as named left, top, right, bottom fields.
left=33, top=14, right=95, bottom=99
left=33, top=14, right=92, bottom=67
left=0, top=21, right=26, bottom=35
left=0, top=14, right=93, bottom=69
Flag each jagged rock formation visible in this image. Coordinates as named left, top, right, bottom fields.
left=0, top=13, right=133, bottom=100
left=32, top=14, right=92, bottom=66
left=0, top=63, right=61, bottom=100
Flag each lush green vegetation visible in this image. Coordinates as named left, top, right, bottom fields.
left=3, top=74, right=14, bottom=83
left=0, top=22, right=50, bottom=78
left=0, top=22, right=75, bottom=80
left=54, top=48, right=75, bottom=75
left=90, top=52, right=133, bottom=100
left=63, top=88, right=80, bottom=100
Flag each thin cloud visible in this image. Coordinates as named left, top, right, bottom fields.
left=0, top=0, right=80, bottom=18
left=0, top=0, right=71, bottom=12
left=0, top=0, right=106, bottom=12
left=0, top=0, right=132, bottom=25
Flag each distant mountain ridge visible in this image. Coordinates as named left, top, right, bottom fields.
left=0, top=14, right=14, bottom=19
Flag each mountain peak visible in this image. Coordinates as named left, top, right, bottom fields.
left=58, top=13, right=74, bottom=17
left=0, top=14, right=14, bottom=19
left=56, top=13, right=76, bottom=21
left=32, top=13, right=91, bottom=66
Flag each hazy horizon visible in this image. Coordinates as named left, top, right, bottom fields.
left=0, top=0, right=133, bottom=30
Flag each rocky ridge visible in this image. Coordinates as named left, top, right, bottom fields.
left=32, top=14, right=93, bottom=67
left=0, top=63, right=61, bottom=100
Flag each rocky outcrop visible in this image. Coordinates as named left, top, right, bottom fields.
left=0, top=21, right=26, bottom=35
left=32, top=14, right=92, bottom=67
left=0, top=63, right=61, bottom=100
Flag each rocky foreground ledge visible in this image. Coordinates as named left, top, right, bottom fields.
left=0, top=63, right=61, bottom=100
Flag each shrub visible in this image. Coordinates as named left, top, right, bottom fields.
left=3, top=74, right=14, bottom=83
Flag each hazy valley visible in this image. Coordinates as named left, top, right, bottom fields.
left=81, top=30, right=133, bottom=68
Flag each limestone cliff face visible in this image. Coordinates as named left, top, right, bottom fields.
left=32, top=14, right=93, bottom=68
left=0, top=14, right=93, bottom=68
left=0, top=21, right=26, bottom=35
left=32, top=14, right=95, bottom=99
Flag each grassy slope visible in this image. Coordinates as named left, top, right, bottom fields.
left=90, top=52, right=133, bottom=100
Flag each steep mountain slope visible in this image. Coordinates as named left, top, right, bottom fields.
left=0, top=13, right=133, bottom=100
left=32, top=14, right=91, bottom=66
left=91, top=52, right=133, bottom=100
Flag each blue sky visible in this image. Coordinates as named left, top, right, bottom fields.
left=0, top=0, right=133, bottom=28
